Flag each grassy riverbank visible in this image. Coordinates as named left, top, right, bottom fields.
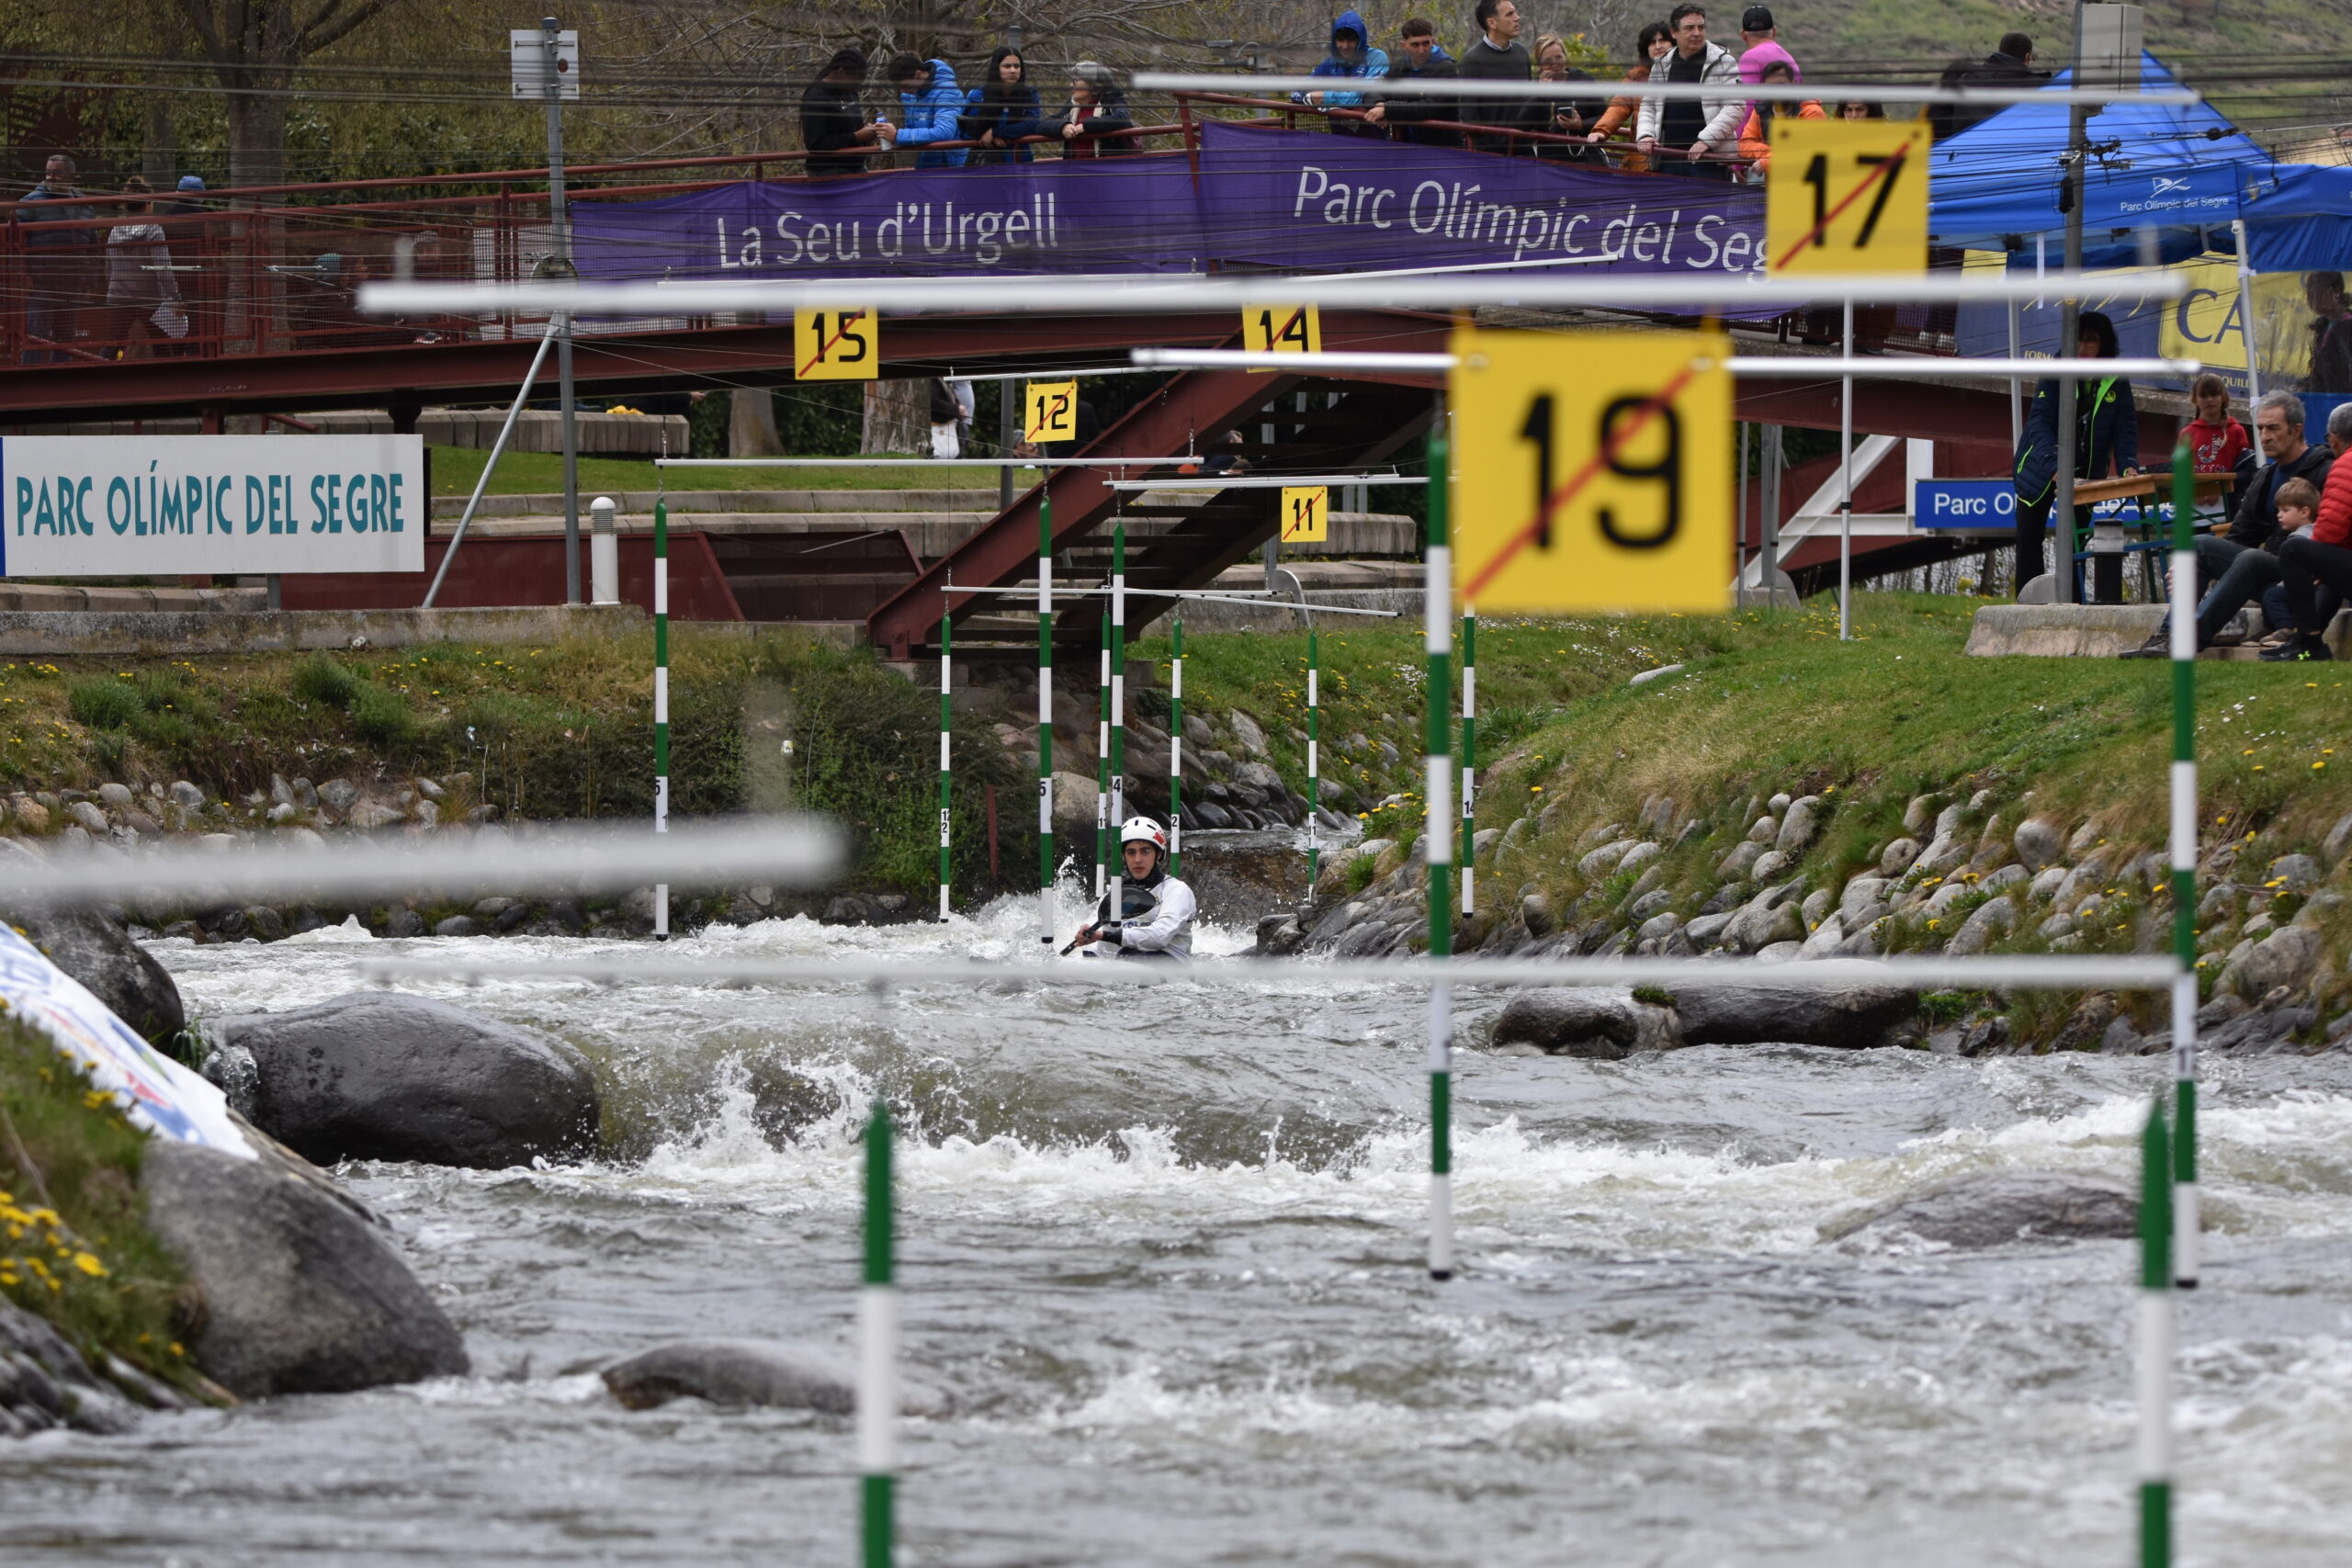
left=1141, top=594, right=2352, bottom=852
left=0, top=1014, right=199, bottom=1390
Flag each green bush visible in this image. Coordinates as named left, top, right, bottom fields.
left=65, top=678, right=141, bottom=730
left=349, top=682, right=417, bottom=748
left=290, top=654, right=364, bottom=709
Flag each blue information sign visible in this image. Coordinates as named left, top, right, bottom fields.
left=1913, top=479, right=2017, bottom=530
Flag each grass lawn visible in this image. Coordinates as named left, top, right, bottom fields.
left=428, top=446, right=1031, bottom=498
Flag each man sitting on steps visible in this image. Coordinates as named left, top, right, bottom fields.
left=2266, top=402, right=2352, bottom=661
left=2121, top=389, right=2333, bottom=659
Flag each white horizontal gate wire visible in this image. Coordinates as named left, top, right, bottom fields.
left=352, top=952, right=2180, bottom=994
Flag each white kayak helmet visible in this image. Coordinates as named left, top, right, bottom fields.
left=1119, top=817, right=1170, bottom=855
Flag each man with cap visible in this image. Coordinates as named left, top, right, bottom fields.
left=1735, top=5, right=1797, bottom=138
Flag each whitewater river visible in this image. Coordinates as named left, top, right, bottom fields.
left=15, top=888, right=2352, bottom=1566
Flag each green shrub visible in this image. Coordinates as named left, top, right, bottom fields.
left=290, top=654, right=364, bottom=709
left=66, top=678, right=141, bottom=730
left=1632, top=985, right=1676, bottom=1008
left=1346, top=852, right=1379, bottom=893
left=349, top=682, right=418, bottom=748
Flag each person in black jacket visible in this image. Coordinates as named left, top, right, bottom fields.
left=1049, top=62, right=1136, bottom=157
left=1930, top=33, right=2044, bottom=141
left=1363, top=18, right=1459, bottom=144
left=800, top=50, right=886, bottom=178
left=2010, top=311, right=2138, bottom=593
left=1458, top=0, right=1537, bottom=152
left=959, top=46, right=1046, bottom=164
left=2120, top=389, right=2335, bottom=656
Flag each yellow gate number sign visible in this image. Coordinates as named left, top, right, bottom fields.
left=793, top=308, right=877, bottom=380
left=1281, top=485, right=1329, bottom=544
left=1024, top=379, right=1078, bottom=443
left=1244, top=304, right=1321, bottom=370
left=1448, top=325, right=1732, bottom=615
left=1764, top=119, right=1930, bottom=276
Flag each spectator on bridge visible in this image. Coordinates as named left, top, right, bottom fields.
left=1930, top=33, right=2044, bottom=141
left=1363, top=19, right=1457, bottom=144
left=960, top=47, right=1046, bottom=164
left=2012, top=310, right=2138, bottom=597
left=2267, top=404, right=2352, bottom=660
left=1734, top=59, right=1820, bottom=177
left=20, top=152, right=95, bottom=365
left=99, top=176, right=184, bottom=360
left=1458, top=0, right=1537, bottom=153
left=887, top=53, right=970, bottom=168
left=163, top=175, right=209, bottom=217
left=928, top=378, right=964, bottom=458
left=2305, top=272, right=2352, bottom=395
left=1635, top=5, right=1743, bottom=181
left=2120, top=389, right=2328, bottom=657
left=1838, top=97, right=1883, bottom=120
left=1297, top=11, right=1388, bottom=136
left=802, top=50, right=887, bottom=178
left=1734, top=9, right=1797, bottom=128
left=1050, top=64, right=1137, bottom=158
left=1584, top=24, right=1673, bottom=172
left=1530, top=38, right=1606, bottom=161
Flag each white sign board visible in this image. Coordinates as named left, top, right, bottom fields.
left=1, top=434, right=427, bottom=578
left=511, top=28, right=582, bottom=100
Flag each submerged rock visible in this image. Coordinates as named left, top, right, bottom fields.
left=1830, top=1171, right=2138, bottom=1247
left=208, top=992, right=600, bottom=1168
left=141, top=1137, right=469, bottom=1398
left=602, top=1339, right=859, bottom=1413
left=1489, top=987, right=1674, bottom=1058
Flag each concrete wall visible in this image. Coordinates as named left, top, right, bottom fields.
left=0, top=604, right=644, bottom=657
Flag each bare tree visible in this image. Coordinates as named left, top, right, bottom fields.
left=170, top=0, right=407, bottom=188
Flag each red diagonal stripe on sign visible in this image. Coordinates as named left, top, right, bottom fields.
left=1460, top=363, right=1701, bottom=605
left=798, top=310, right=865, bottom=378
left=1770, top=141, right=1909, bottom=273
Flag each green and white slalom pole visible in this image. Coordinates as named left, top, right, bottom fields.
left=1169, top=617, right=1185, bottom=880
left=1035, top=492, right=1055, bottom=944
left=653, top=498, right=671, bottom=940
left=1109, top=520, right=1127, bottom=922
left=2138, top=1094, right=2175, bottom=1568
left=1306, top=625, right=1320, bottom=886
left=859, top=1098, right=897, bottom=1568
left=937, top=603, right=952, bottom=924
left=2167, top=446, right=2201, bottom=1290
left=1460, top=607, right=1477, bottom=917
left=1095, top=613, right=1111, bottom=903
left=1423, top=418, right=1455, bottom=1282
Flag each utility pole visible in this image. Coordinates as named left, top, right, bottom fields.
left=542, top=17, right=582, bottom=604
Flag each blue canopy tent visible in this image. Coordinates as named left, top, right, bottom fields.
left=1928, top=51, right=2275, bottom=265
left=2241, top=163, right=2352, bottom=273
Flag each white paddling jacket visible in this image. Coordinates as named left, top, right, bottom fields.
left=1082, top=873, right=1196, bottom=962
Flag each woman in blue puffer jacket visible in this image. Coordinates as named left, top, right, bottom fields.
left=959, top=46, right=1046, bottom=164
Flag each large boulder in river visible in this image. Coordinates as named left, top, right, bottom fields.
left=1829, top=1171, right=2137, bottom=1248
left=141, top=1137, right=469, bottom=1397
left=0, top=841, right=184, bottom=1043
left=1674, top=982, right=1917, bottom=1050
left=207, top=992, right=601, bottom=1168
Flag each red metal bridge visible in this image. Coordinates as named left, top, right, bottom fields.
left=3, top=104, right=2182, bottom=649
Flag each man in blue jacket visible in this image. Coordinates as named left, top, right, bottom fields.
left=885, top=53, right=969, bottom=167
left=1298, top=11, right=1389, bottom=135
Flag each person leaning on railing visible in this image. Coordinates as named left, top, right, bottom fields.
left=1635, top=3, right=1743, bottom=180
left=1295, top=10, right=1389, bottom=137
left=1583, top=23, right=1670, bottom=172
left=1362, top=18, right=1459, bottom=145
left=1531, top=35, right=1608, bottom=162
left=1049, top=63, right=1136, bottom=158
left=959, top=45, right=1046, bottom=164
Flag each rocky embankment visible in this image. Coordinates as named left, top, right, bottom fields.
left=1268, top=783, right=2352, bottom=1055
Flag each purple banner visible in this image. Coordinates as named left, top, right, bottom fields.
left=571, top=155, right=1206, bottom=280
left=1197, top=121, right=1767, bottom=279
left=569, top=124, right=1767, bottom=283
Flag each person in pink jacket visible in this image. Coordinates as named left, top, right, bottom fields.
left=1734, top=58, right=1821, bottom=176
